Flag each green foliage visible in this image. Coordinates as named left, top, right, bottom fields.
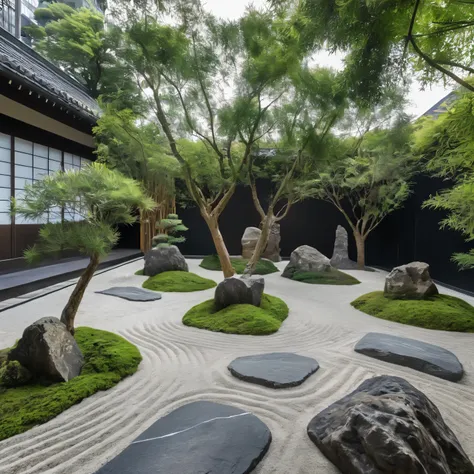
left=13, top=162, right=155, bottom=261
left=153, top=213, right=188, bottom=247
left=25, top=4, right=140, bottom=108
left=291, top=269, right=361, bottom=285
left=0, top=327, right=142, bottom=441
left=351, top=291, right=474, bottom=332
left=200, top=255, right=279, bottom=275
left=135, top=268, right=144, bottom=275
left=142, top=271, right=216, bottom=292
left=0, top=361, right=32, bottom=388
left=414, top=91, right=474, bottom=269
left=183, top=294, right=289, bottom=335
left=289, top=0, right=474, bottom=101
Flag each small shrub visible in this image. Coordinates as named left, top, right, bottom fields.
left=200, top=255, right=279, bottom=275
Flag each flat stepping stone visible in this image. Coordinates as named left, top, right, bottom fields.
left=228, top=352, right=319, bottom=388
left=354, top=332, right=463, bottom=382
left=96, top=286, right=162, bottom=302
left=95, top=401, right=271, bottom=474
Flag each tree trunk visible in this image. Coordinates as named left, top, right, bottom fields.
left=204, top=213, right=235, bottom=278
left=243, top=214, right=274, bottom=276
left=354, top=231, right=366, bottom=270
left=61, top=253, right=100, bottom=335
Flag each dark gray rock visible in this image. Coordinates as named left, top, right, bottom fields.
left=282, top=245, right=331, bottom=279
left=143, top=245, right=188, bottom=277
left=8, top=317, right=84, bottom=382
left=95, top=401, right=272, bottom=474
left=384, top=261, right=439, bottom=299
left=96, top=286, right=162, bottom=302
left=214, top=276, right=264, bottom=310
left=262, top=223, right=281, bottom=262
left=355, top=332, right=463, bottom=382
left=228, top=352, right=319, bottom=388
left=241, top=227, right=261, bottom=260
left=330, top=225, right=358, bottom=270
left=307, top=375, right=474, bottom=474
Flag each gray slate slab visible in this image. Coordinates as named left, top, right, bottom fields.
left=354, top=332, right=463, bottom=382
left=228, top=352, right=320, bottom=388
left=96, top=286, right=161, bottom=302
left=95, top=401, right=271, bottom=474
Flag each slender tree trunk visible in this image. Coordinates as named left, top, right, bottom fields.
left=243, top=214, right=274, bottom=276
left=61, top=253, right=100, bottom=335
left=203, top=213, right=235, bottom=278
left=354, top=231, right=366, bottom=270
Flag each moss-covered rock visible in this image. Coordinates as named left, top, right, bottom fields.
left=183, top=293, right=289, bottom=335
left=351, top=291, right=474, bottom=332
left=291, top=268, right=361, bottom=285
left=0, top=327, right=142, bottom=441
left=200, top=255, right=279, bottom=275
left=143, top=271, right=216, bottom=292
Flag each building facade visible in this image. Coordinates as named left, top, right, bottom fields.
left=0, top=26, right=98, bottom=261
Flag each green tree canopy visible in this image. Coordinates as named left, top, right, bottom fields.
left=413, top=90, right=474, bottom=269
left=13, top=163, right=154, bottom=333
left=26, top=3, right=141, bottom=109
left=282, top=0, right=474, bottom=102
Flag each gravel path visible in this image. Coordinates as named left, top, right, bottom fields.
left=0, top=259, right=473, bottom=474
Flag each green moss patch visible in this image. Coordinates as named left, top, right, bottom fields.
left=290, top=268, right=360, bottom=285
left=143, top=271, right=216, bottom=292
left=351, top=291, right=474, bottom=332
left=0, top=327, right=141, bottom=441
left=200, top=255, right=279, bottom=275
left=134, top=269, right=144, bottom=275
left=182, top=293, right=289, bottom=335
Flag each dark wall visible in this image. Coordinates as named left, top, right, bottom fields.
left=174, top=176, right=474, bottom=293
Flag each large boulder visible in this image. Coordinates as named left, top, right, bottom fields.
left=241, top=227, right=261, bottom=259
left=307, top=375, right=474, bottom=474
left=282, top=245, right=331, bottom=279
left=384, top=261, right=438, bottom=299
left=8, top=317, right=84, bottom=382
left=144, top=245, right=188, bottom=277
left=214, top=276, right=264, bottom=310
left=330, top=225, right=357, bottom=270
left=262, top=223, right=282, bottom=262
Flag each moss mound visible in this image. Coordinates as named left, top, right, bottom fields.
left=143, top=271, right=216, bottom=292
left=290, top=268, right=360, bottom=285
left=183, top=293, right=289, bottom=335
left=134, top=269, right=144, bottom=275
left=0, top=327, right=141, bottom=441
left=200, top=255, right=279, bottom=275
left=351, top=291, right=474, bottom=332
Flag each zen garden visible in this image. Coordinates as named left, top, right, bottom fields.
left=2, top=0, right=474, bottom=472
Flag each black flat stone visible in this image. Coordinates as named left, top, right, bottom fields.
left=228, top=352, right=319, bottom=388
left=354, top=332, right=464, bottom=382
left=96, top=286, right=162, bottom=302
left=95, top=401, right=271, bottom=474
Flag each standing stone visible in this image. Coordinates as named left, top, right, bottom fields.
left=307, top=375, right=474, bottom=474
left=8, top=317, right=84, bottom=382
left=384, top=261, right=438, bottom=299
left=241, top=227, right=261, bottom=259
left=282, top=245, right=331, bottom=279
left=214, top=276, right=264, bottom=310
left=262, top=223, right=282, bottom=262
left=143, top=245, right=188, bottom=277
left=330, top=225, right=357, bottom=269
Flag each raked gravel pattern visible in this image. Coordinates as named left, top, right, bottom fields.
left=0, top=259, right=473, bottom=474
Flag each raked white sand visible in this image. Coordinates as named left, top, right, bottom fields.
left=0, top=259, right=473, bottom=474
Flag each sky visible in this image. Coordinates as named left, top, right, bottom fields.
left=202, top=0, right=452, bottom=119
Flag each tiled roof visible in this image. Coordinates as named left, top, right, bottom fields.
left=0, top=27, right=100, bottom=122
left=421, top=91, right=457, bottom=119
